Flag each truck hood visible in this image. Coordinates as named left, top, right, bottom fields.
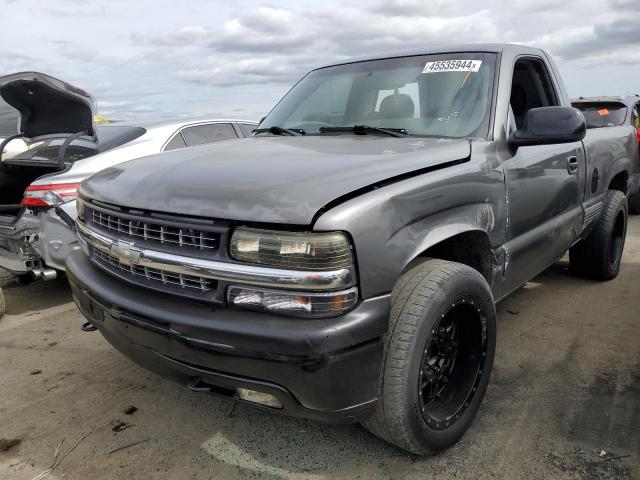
left=0, top=72, right=96, bottom=139
left=81, top=136, right=470, bottom=225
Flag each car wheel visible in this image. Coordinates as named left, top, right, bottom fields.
left=361, top=258, right=496, bottom=455
left=569, top=190, right=627, bottom=280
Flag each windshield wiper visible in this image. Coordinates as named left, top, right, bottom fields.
left=253, top=126, right=305, bottom=136
left=319, top=125, right=408, bottom=137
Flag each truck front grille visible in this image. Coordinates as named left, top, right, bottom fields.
left=91, top=248, right=217, bottom=301
left=86, top=205, right=221, bottom=255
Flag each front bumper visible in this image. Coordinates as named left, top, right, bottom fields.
left=67, top=250, right=390, bottom=423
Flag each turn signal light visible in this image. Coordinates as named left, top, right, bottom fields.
left=227, top=285, right=358, bottom=318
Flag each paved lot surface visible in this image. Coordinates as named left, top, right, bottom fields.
left=1, top=218, right=639, bottom=480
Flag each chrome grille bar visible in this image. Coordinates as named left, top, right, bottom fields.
left=92, top=248, right=216, bottom=295
left=89, top=208, right=219, bottom=251
left=77, top=220, right=356, bottom=291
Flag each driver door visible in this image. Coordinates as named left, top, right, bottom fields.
left=501, top=57, right=585, bottom=294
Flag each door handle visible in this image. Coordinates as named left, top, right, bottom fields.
left=567, top=156, right=579, bottom=174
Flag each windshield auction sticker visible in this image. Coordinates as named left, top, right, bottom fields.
left=422, top=60, right=482, bottom=73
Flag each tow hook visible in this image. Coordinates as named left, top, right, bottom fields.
left=81, top=321, right=97, bottom=332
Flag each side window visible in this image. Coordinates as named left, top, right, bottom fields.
left=164, top=133, right=187, bottom=151
left=238, top=123, right=256, bottom=137
left=510, top=58, right=559, bottom=129
left=181, top=123, right=238, bottom=147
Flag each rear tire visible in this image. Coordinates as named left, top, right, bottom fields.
left=361, top=259, right=496, bottom=455
left=569, top=190, right=627, bottom=280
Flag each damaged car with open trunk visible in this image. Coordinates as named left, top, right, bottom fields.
left=0, top=72, right=103, bottom=280
left=0, top=72, right=257, bottom=301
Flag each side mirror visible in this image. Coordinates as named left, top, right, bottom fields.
left=509, top=106, right=586, bottom=147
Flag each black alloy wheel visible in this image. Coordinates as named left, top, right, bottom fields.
left=418, top=298, right=487, bottom=430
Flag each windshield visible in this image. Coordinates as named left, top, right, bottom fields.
left=260, top=53, right=497, bottom=138
left=572, top=102, right=628, bottom=128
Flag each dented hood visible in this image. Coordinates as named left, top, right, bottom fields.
left=81, top=136, right=470, bottom=225
left=0, top=72, right=96, bottom=139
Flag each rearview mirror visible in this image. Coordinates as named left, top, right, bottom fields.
left=509, top=106, right=586, bottom=147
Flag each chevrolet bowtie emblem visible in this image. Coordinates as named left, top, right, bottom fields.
left=110, top=240, right=142, bottom=265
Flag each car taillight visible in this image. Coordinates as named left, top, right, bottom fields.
left=22, top=183, right=79, bottom=207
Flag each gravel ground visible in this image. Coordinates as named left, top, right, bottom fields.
left=0, top=218, right=638, bottom=479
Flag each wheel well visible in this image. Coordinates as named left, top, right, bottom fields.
left=609, top=171, right=628, bottom=194
left=411, top=231, right=492, bottom=284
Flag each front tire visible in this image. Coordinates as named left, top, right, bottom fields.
left=569, top=190, right=627, bottom=280
left=362, top=259, right=496, bottom=455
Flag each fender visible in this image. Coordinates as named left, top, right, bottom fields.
left=399, top=203, right=496, bottom=266
left=314, top=163, right=506, bottom=299
left=388, top=203, right=502, bottom=297
left=604, top=156, right=633, bottom=192
left=583, top=125, right=637, bottom=198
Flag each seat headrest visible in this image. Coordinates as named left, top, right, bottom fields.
left=379, top=93, right=415, bottom=118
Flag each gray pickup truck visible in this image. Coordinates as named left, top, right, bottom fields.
left=67, top=44, right=638, bottom=454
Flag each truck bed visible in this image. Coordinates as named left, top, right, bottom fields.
left=581, top=125, right=639, bottom=208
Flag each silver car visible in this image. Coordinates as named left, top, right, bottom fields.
left=0, top=72, right=256, bottom=284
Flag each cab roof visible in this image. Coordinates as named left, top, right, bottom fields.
left=572, top=95, right=640, bottom=107
left=316, top=43, right=544, bottom=70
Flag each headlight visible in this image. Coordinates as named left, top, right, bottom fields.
left=230, top=228, right=353, bottom=270
left=228, top=286, right=358, bottom=318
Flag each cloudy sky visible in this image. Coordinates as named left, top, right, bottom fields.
left=1, top=0, right=638, bottom=123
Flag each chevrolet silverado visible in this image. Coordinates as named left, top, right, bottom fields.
left=67, top=44, right=637, bottom=454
